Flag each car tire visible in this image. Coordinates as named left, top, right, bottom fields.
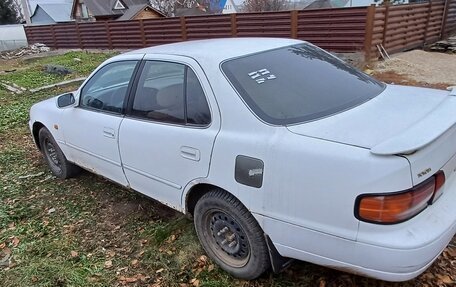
left=38, top=127, right=81, bottom=179
left=194, top=189, right=271, bottom=279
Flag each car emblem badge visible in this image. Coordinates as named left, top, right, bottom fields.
left=417, top=168, right=432, bottom=178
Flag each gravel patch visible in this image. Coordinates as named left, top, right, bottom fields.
left=374, top=50, right=456, bottom=86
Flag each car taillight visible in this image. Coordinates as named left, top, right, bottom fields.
left=355, top=172, right=445, bottom=224
left=431, top=171, right=446, bottom=203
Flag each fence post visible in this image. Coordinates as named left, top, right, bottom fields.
left=230, top=13, right=237, bottom=37
left=180, top=17, right=187, bottom=41
left=291, top=10, right=298, bottom=39
left=24, top=27, right=32, bottom=45
left=364, top=5, right=376, bottom=61
left=381, top=3, right=390, bottom=47
left=139, top=19, right=147, bottom=47
left=75, top=22, right=83, bottom=49
left=105, top=21, right=113, bottom=49
left=423, top=0, right=433, bottom=45
left=441, top=0, right=451, bottom=38
left=51, top=25, right=57, bottom=49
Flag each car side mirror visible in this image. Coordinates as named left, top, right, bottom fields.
left=57, top=93, right=75, bottom=108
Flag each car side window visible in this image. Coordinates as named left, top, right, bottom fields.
left=80, top=61, right=138, bottom=114
left=132, top=61, right=185, bottom=124
left=186, top=68, right=211, bottom=126
left=131, top=61, right=211, bottom=126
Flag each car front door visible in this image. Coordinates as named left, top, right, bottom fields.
left=118, top=56, right=220, bottom=210
left=62, top=57, right=140, bottom=186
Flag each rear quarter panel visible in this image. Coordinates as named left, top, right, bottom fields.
left=404, top=124, right=456, bottom=186
left=201, top=67, right=413, bottom=242
left=263, top=132, right=413, bottom=241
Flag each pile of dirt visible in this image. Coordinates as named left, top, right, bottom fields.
left=0, top=43, right=50, bottom=60
left=374, top=50, right=456, bottom=86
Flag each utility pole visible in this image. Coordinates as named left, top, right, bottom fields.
left=20, top=0, right=31, bottom=24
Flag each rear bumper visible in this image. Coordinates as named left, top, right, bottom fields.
left=258, top=160, right=456, bottom=282
left=272, top=238, right=447, bottom=282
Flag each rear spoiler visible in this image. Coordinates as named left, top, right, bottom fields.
left=371, top=90, right=456, bottom=155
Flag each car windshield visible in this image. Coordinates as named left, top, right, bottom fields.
left=221, top=44, right=385, bottom=125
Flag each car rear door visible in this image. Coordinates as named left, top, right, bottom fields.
left=61, top=57, right=141, bottom=186
left=118, top=55, right=220, bottom=210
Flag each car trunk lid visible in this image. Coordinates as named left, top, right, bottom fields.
left=287, top=84, right=456, bottom=185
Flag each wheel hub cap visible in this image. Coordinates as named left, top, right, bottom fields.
left=210, top=212, right=249, bottom=260
left=45, top=140, right=61, bottom=167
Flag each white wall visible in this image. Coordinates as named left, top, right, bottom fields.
left=0, top=25, right=28, bottom=52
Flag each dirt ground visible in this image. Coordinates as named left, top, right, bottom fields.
left=373, top=50, right=456, bottom=86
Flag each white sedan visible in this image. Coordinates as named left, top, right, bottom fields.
left=29, top=38, right=456, bottom=282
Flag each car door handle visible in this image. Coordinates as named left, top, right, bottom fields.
left=103, top=127, right=116, bottom=139
left=180, top=146, right=200, bottom=161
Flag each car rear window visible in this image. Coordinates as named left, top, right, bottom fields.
left=221, top=44, right=385, bottom=125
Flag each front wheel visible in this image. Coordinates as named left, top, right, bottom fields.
left=194, top=189, right=271, bottom=279
left=38, top=127, right=81, bottom=179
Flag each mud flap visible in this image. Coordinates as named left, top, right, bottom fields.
left=264, top=234, right=294, bottom=273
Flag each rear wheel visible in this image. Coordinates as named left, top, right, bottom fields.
left=38, top=127, right=81, bottom=179
left=194, top=189, right=270, bottom=279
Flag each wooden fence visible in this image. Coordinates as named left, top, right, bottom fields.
left=443, top=0, right=456, bottom=35
left=366, top=0, right=448, bottom=58
left=24, top=0, right=456, bottom=61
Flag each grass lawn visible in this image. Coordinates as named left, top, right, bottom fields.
left=0, top=51, right=455, bottom=287
left=0, top=51, right=116, bottom=89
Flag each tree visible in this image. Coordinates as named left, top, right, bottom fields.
left=149, top=0, right=198, bottom=16
left=149, top=0, right=229, bottom=16
left=0, top=0, right=20, bottom=24
left=12, top=0, right=24, bottom=22
left=242, top=0, right=287, bottom=12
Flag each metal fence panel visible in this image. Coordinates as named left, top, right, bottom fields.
left=443, top=0, right=456, bottom=35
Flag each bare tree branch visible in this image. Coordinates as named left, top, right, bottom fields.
left=0, top=0, right=21, bottom=24
left=242, top=0, right=287, bottom=12
left=149, top=0, right=198, bottom=16
left=12, top=0, right=24, bottom=22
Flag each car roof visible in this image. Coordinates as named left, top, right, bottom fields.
left=124, top=38, right=304, bottom=63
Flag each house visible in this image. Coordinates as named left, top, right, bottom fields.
left=28, top=0, right=73, bottom=15
left=30, top=3, right=73, bottom=24
left=71, top=0, right=165, bottom=22
left=222, top=0, right=239, bottom=13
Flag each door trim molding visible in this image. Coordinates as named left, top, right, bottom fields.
left=123, top=164, right=182, bottom=190
left=65, top=142, right=122, bottom=167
